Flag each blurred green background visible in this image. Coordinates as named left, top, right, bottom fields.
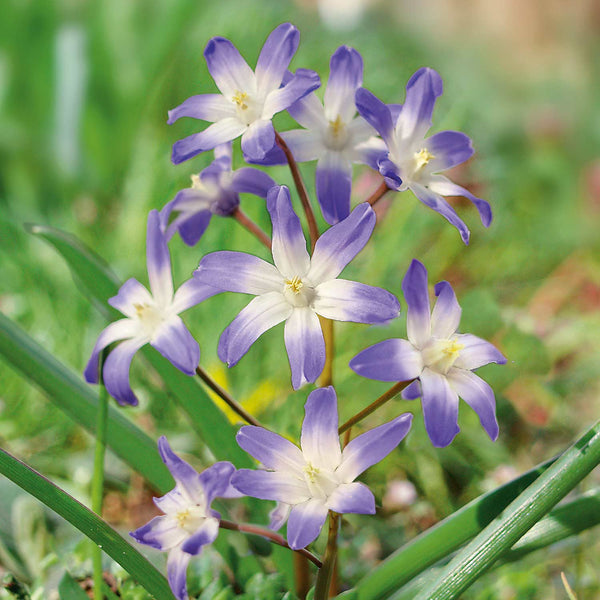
left=1, top=0, right=600, bottom=597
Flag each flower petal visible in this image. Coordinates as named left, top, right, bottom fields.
left=102, top=337, right=146, bottom=405
left=157, top=436, right=205, bottom=502
left=269, top=502, right=291, bottom=531
left=172, top=277, right=219, bottom=314
left=280, top=129, right=323, bottom=162
left=195, top=251, right=283, bottom=295
left=315, top=151, right=352, bottom=225
left=151, top=317, right=199, bottom=375
left=231, top=469, right=310, bottom=504
left=453, top=333, right=507, bottom=370
left=167, top=94, right=235, bottom=124
left=395, top=67, right=443, bottom=144
left=427, top=174, right=493, bottom=227
left=402, top=259, right=431, bottom=348
left=326, top=482, right=375, bottom=515
left=402, top=379, right=422, bottom=400
left=171, top=118, right=247, bottom=165
left=350, top=133, right=387, bottom=169
left=171, top=208, right=213, bottom=247
left=204, top=36, right=255, bottom=98
left=218, top=292, right=292, bottom=367
left=198, top=461, right=236, bottom=503
left=324, top=46, right=363, bottom=123
left=314, top=279, right=400, bottom=324
left=108, top=278, right=153, bottom=318
left=378, top=157, right=403, bottom=190
left=300, top=387, right=342, bottom=472
left=255, top=23, right=299, bottom=94
left=349, top=339, right=423, bottom=382
left=431, top=281, right=461, bottom=339
left=287, top=90, right=328, bottom=130
left=337, top=413, right=413, bottom=481
left=229, top=167, right=276, bottom=198
left=309, top=203, right=375, bottom=284
left=130, top=515, right=186, bottom=552
left=236, top=426, right=305, bottom=471
left=146, top=210, right=173, bottom=307
left=447, top=368, right=499, bottom=441
left=241, top=119, right=276, bottom=161
left=262, top=68, right=321, bottom=118
left=84, top=319, right=139, bottom=384
left=286, top=499, right=329, bottom=550
left=420, top=367, right=459, bottom=447
left=284, top=307, right=325, bottom=389
left=424, top=131, right=474, bottom=171
left=167, top=547, right=191, bottom=600
left=181, top=517, right=220, bottom=555
left=355, top=87, right=394, bottom=146
left=267, top=185, right=310, bottom=278
left=410, top=182, right=470, bottom=245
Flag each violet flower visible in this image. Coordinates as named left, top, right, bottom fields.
left=231, top=386, right=413, bottom=549
left=84, top=210, right=215, bottom=405
left=350, top=259, right=506, bottom=447
left=161, top=143, right=275, bottom=246
left=194, top=185, right=400, bottom=389
left=130, top=437, right=235, bottom=600
left=168, top=23, right=320, bottom=164
left=355, top=68, right=492, bottom=244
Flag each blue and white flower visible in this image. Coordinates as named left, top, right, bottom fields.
left=161, top=143, right=276, bottom=246
left=231, top=386, right=413, bottom=549
left=84, top=210, right=215, bottom=405
left=194, top=185, right=400, bottom=389
left=350, top=259, right=506, bottom=447
left=356, top=68, right=492, bottom=244
left=130, top=437, right=235, bottom=600
left=168, top=23, right=320, bottom=164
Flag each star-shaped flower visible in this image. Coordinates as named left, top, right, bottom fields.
left=168, top=23, right=320, bottom=164
left=356, top=68, right=492, bottom=244
left=130, top=437, right=236, bottom=600
left=84, top=210, right=215, bottom=405
left=231, top=386, right=413, bottom=549
left=350, top=259, right=506, bottom=447
left=194, top=185, right=400, bottom=389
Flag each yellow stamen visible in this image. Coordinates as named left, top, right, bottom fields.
left=285, top=276, right=304, bottom=294
left=304, top=463, right=321, bottom=483
left=442, top=340, right=464, bottom=357
left=414, top=148, right=435, bottom=171
left=329, top=115, right=343, bottom=137
left=175, top=509, right=190, bottom=528
left=233, top=91, right=249, bottom=110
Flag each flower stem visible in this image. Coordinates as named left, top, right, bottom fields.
left=195, top=365, right=264, bottom=428
left=219, top=519, right=322, bottom=568
left=366, top=180, right=390, bottom=206
left=231, top=207, right=272, bottom=250
left=314, top=512, right=340, bottom=600
left=319, top=317, right=334, bottom=387
left=338, top=380, right=411, bottom=434
left=91, top=350, right=109, bottom=600
left=275, top=131, right=320, bottom=251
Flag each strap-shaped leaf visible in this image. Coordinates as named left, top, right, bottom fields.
left=0, top=448, right=175, bottom=600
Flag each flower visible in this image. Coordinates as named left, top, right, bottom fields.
left=355, top=68, right=492, bottom=244
left=194, top=185, right=400, bottom=389
left=231, top=386, right=413, bottom=549
left=161, top=143, right=275, bottom=246
left=257, top=46, right=385, bottom=225
left=168, top=23, right=320, bottom=164
left=84, top=210, right=216, bottom=405
left=349, top=259, right=506, bottom=447
left=130, top=437, right=235, bottom=600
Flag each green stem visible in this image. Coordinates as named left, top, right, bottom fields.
left=414, top=419, right=600, bottom=599
left=339, top=381, right=410, bottom=434
left=314, top=512, right=339, bottom=600
left=91, top=351, right=109, bottom=600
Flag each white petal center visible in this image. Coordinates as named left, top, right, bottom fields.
left=283, top=276, right=316, bottom=308
left=421, top=337, right=464, bottom=375
left=232, top=90, right=261, bottom=125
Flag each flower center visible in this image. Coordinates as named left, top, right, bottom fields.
left=173, top=506, right=206, bottom=534
left=421, top=338, right=464, bottom=374
left=283, top=276, right=315, bottom=308
left=413, top=148, right=435, bottom=173
left=303, top=462, right=338, bottom=500
left=134, top=303, right=165, bottom=338
left=324, top=115, right=349, bottom=151
left=233, top=91, right=249, bottom=110
left=232, top=90, right=260, bottom=125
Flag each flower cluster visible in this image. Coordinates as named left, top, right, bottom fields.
left=82, top=22, right=506, bottom=600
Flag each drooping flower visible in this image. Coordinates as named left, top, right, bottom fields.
left=231, top=386, right=413, bottom=549
left=350, top=259, right=506, bottom=447
left=194, top=185, right=400, bottom=389
left=161, top=143, right=275, bottom=246
left=168, top=23, right=320, bottom=164
left=84, top=210, right=216, bottom=405
left=355, top=68, right=492, bottom=244
left=130, top=437, right=236, bottom=600
left=255, top=46, right=385, bottom=225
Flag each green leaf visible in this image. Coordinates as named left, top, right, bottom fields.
left=0, top=449, right=175, bottom=600
left=0, top=312, right=173, bottom=494
left=58, top=572, right=90, bottom=600
left=414, top=419, right=600, bottom=599
left=351, top=457, right=555, bottom=600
